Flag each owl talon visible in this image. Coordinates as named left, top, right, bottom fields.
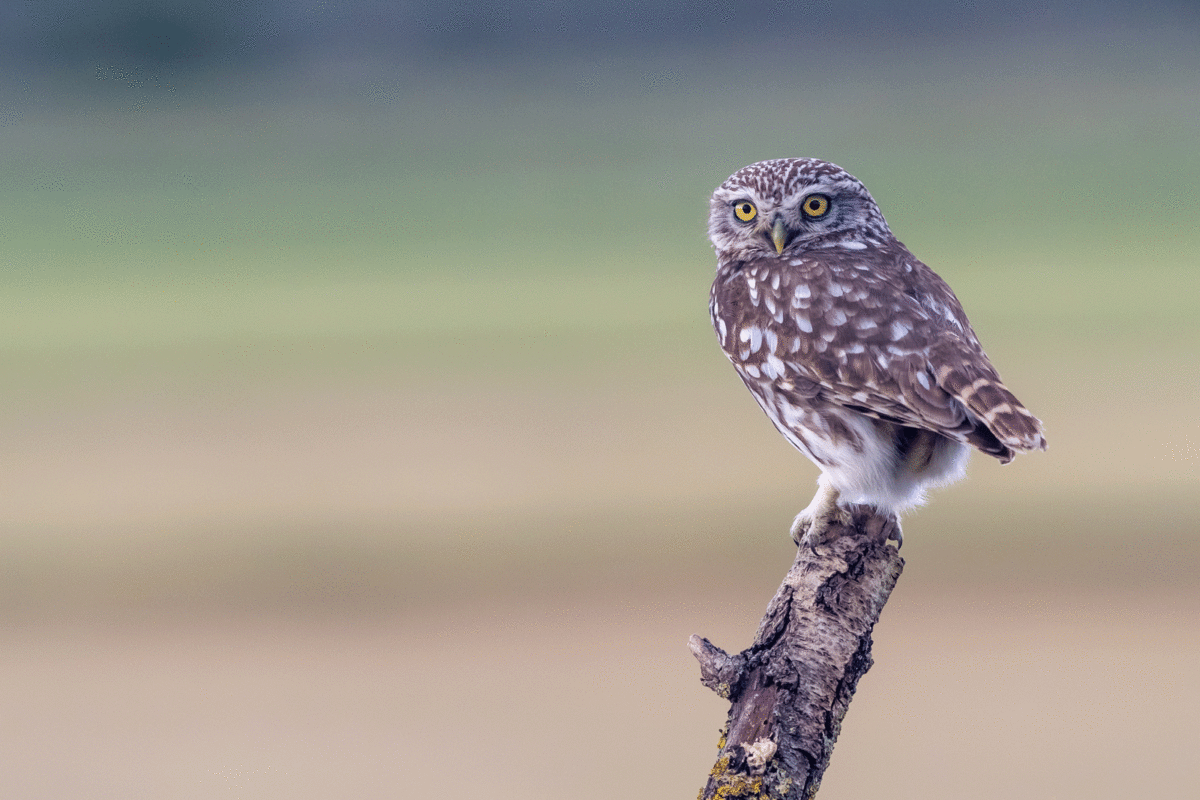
left=789, top=480, right=852, bottom=546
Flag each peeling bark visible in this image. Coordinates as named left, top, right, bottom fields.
left=691, top=507, right=904, bottom=799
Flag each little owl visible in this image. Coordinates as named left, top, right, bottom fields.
left=708, top=158, right=1046, bottom=544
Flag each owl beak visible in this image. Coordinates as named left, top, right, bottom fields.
left=770, top=215, right=788, bottom=254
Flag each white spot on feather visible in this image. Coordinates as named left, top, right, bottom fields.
left=763, top=354, right=786, bottom=379
left=890, top=320, right=911, bottom=340
left=843, top=241, right=867, bottom=250
left=794, top=284, right=811, bottom=299
left=795, top=315, right=813, bottom=334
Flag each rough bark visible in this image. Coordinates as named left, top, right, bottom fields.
left=690, top=506, right=904, bottom=799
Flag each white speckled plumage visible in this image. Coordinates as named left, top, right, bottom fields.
left=708, top=158, right=1046, bottom=541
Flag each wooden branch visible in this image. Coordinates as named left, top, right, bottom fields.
left=690, top=507, right=904, bottom=799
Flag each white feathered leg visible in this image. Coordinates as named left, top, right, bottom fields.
left=789, top=475, right=854, bottom=545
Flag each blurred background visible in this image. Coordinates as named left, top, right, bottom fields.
left=1, top=1, right=1198, bottom=797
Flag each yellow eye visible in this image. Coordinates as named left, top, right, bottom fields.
left=733, top=201, right=757, bottom=222
left=801, top=194, right=830, bottom=218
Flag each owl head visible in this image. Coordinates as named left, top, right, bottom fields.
left=708, top=158, right=893, bottom=262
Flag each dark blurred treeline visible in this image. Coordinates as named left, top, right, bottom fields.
left=4, top=0, right=1197, bottom=74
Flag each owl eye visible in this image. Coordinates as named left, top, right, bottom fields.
left=801, top=194, right=830, bottom=218
left=733, top=201, right=757, bottom=223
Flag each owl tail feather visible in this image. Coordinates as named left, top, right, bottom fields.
left=937, top=365, right=1047, bottom=461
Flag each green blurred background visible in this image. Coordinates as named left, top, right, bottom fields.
left=2, top=2, right=1198, bottom=798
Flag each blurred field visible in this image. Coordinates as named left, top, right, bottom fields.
left=2, top=14, right=1199, bottom=799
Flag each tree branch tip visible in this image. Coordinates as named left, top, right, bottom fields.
left=689, top=635, right=744, bottom=698
left=688, top=634, right=725, bottom=660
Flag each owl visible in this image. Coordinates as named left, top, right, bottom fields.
left=708, top=158, right=1046, bottom=544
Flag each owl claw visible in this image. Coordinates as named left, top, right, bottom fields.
left=789, top=480, right=853, bottom=546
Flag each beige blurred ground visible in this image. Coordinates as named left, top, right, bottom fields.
left=2, top=584, right=1197, bottom=799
